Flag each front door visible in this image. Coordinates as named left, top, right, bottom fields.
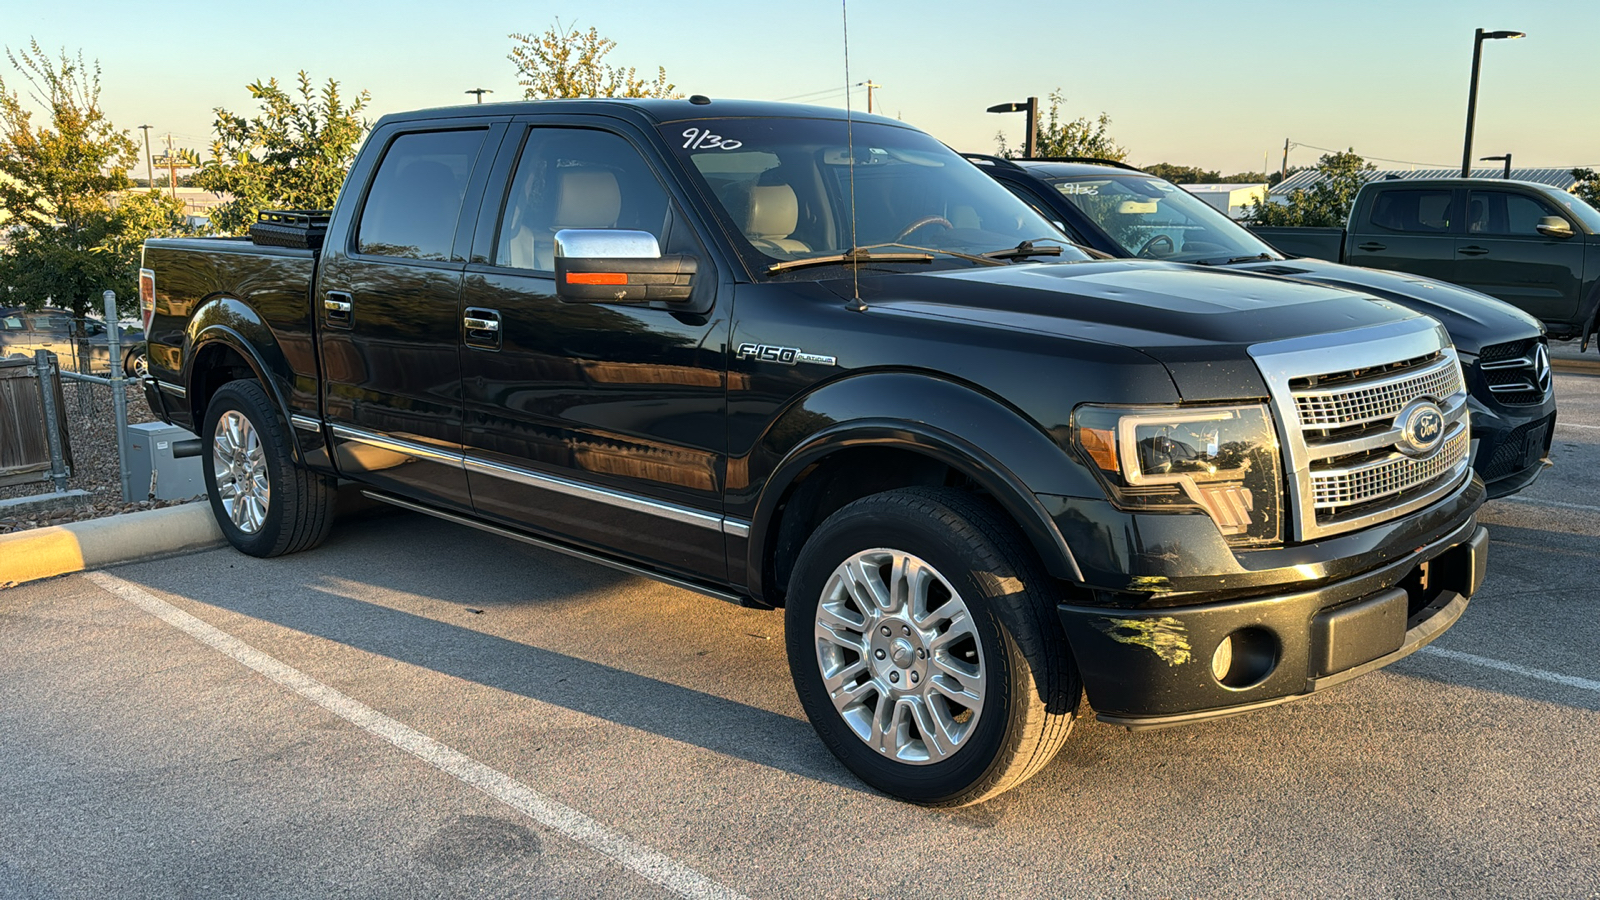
left=1456, top=188, right=1586, bottom=325
left=317, top=125, right=498, bottom=509
left=456, top=123, right=729, bottom=580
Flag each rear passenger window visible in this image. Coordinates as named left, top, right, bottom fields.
left=357, top=129, right=487, bottom=261
left=1368, top=189, right=1454, bottom=233
left=494, top=128, right=669, bottom=271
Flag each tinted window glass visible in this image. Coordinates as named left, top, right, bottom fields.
left=358, top=130, right=486, bottom=260
left=1548, top=189, right=1600, bottom=233
left=1046, top=175, right=1272, bottom=263
left=1369, top=189, right=1453, bottom=233
left=1, top=316, right=24, bottom=331
left=495, top=129, right=669, bottom=271
left=1467, top=191, right=1565, bottom=236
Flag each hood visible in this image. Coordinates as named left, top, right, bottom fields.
left=1230, top=258, right=1542, bottom=354
left=844, top=259, right=1426, bottom=401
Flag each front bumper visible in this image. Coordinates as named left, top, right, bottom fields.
left=1057, top=521, right=1487, bottom=727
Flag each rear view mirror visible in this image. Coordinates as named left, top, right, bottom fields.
left=554, top=229, right=699, bottom=306
left=1535, top=216, right=1574, bottom=239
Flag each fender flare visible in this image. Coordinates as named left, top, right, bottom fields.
left=742, top=372, right=1096, bottom=600
left=184, top=298, right=302, bottom=462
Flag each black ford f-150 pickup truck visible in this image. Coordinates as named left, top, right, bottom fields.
left=970, top=157, right=1556, bottom=498
left=140, top=99, right=1488, bottom=806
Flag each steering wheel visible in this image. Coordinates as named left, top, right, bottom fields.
left=895, top=215, right=953, bottom=242
left=1137, top=234, right=1176, bottom=258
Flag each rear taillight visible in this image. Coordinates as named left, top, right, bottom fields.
left=139, top=268, right=156, bottom=332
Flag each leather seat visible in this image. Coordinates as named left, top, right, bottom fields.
left=506, top=168, right=623, bottom=271
left=740, top=184, right=810, bottom=254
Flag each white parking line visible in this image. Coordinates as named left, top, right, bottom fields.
left=1498, top=496, right=1600, bottom=515
left=1557, top=422, right=1600, bottom=430
left=1419, top=646, right=1600, bottom=693
left=83, top=571, right=749, bottom=900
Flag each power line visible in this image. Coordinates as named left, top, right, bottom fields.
left=1288, top=140, right=1454, bottom=170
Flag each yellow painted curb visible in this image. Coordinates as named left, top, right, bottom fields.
left=0, top=503, right=223, bottom=585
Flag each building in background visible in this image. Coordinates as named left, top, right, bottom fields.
left=1180, top=182, right=1268, bottom=219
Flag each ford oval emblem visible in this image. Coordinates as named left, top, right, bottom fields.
left=1398, top=401, right=1446, bottom=457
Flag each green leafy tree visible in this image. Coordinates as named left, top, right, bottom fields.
left=1143, top=163, right=1221, bottom=184
left=1571, top=168, right=1600, bottom=209
left=0, top=40, right=185, bottom=318
left=193, top=72, right=370, bottom=235
left=509, top=20, right=674, bottom=99
left=1220, top=170, right=1269, bottom=184
left=996, top=90, right=1127, bottom=162
left=1243, top=150, right=1375, bottom=227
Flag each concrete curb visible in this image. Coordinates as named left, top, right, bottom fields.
left=0, top=503, right=223, bottom=586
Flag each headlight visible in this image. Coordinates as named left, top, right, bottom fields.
left=1072, top=404, right=1283, bottom=546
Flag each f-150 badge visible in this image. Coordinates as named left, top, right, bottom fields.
left=736, top=343, right=836, bottom=366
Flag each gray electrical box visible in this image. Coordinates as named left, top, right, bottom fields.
left=127, top=422, right=206, bottom=500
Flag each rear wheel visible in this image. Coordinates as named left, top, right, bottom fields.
left=202, top=380, right=335, bottom=558
left=785, top=487, right=1081, bottom=806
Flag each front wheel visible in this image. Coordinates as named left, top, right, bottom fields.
left=786, top=487, right=1081, bottom=806
left=202, top=380, right=336, bottom=558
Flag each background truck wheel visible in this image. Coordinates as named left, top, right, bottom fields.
left=124, top=350, right=148, bottom=379
left=201, top=380, right=335, bottom=558
left=785, top=487, right=1081, bottom=806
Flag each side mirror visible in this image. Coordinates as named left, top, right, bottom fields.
left=554, top=229, right=698, bottom=305
left=1535, top=216, right=1574, bottom=239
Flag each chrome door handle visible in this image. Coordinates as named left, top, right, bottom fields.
left=463, top=316, right=500, bottom=332
left=324, top=298, right=353, bottom=313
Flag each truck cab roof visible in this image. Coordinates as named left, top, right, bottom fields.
left=374, top=97, right=911, bottom=129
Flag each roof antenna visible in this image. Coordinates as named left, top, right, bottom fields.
left=841, top=0, right=867, bottom=312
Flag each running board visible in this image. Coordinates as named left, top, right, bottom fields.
left=359, top=490, right=757, bottom=608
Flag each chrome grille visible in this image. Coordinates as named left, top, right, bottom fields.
left=1312, top=426, right=1470, bottom=511
left=1250, top=319, right=1472, bottom=542
left=1295, top=357, right=1463, bottom=427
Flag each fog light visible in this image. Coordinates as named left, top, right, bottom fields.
left=1211, top=627, right=1278, bottom=689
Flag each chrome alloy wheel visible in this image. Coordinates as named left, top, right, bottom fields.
left=814, top=549, right=987, bottom=765
left=213, top=410, right=269, bottom=534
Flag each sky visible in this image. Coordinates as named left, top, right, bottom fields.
left=6, top=0, right=1598, bottom=176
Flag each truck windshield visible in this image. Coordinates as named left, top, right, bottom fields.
left=1047, top=175, right=1281, bottom=265
left=660, top=117, right=1087, bottom=272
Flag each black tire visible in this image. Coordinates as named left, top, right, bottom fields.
left=785, top=487, right=1081, bottom=806
left=124, top=350, right=148, bottom=379
left=201, top=380, right=336, bottom=558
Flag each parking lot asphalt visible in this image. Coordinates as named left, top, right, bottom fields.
left=3, top=347, right=1598, bottom=899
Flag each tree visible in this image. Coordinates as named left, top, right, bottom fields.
left=1143, top=163, right=1222, bottom=184
left=509, top=20, right=674, bottom=99
left=1242, top=150, right=1375, bottom=227
left=0, top=40, right=186, bottom=318
left=995, top=90, right=1127, bottom=162
left=192, top=73, right=370, bottom=235
left=1571, top=168, right=1600, bottom=210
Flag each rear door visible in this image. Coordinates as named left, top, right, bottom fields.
left=1456, top=187, right=1586, bottom=324
left=316, top=120, right=505, bottom=509
left=454, top=119, right=730, bottom=580
left=1345, top=186, right=1461, bottom=282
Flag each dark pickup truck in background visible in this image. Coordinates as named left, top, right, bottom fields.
left=141, top=99, right=1487, bottom=806
left=972, top=157, right=1557, bottom=499
left=1248, top=177, right=1600, bottom=345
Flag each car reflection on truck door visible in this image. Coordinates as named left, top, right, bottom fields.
left=316, top=125, right=497, bottom=510
left=1346, top=187, right=1461, bottom=283
left=1455, top=188, right=1585, bottom=325
left=456, top=123, right=728, bottom=581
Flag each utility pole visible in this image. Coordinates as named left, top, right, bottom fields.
left=864, top=80, right=880, bottom=114
left=465, top=88, right=491, bottom=104
left=165, top=134, right=177, bottom=200
left=138, top=125, right=154, bottom=190
left=1281, top=138, right=1290, bottom=182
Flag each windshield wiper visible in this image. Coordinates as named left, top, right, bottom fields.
left=767, top=247, right=935, bottom=274
left=1196, top=253, right=1274, bottom=266
left=982, top=240, right=1065, bottom=261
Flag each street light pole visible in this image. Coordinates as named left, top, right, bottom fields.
left=986, top=97, right=1038, bottom=159
left=1481, top=153, right=1512, bottom=179
left=465, top=88, right=492, bottom=104
left=1461, top=28, right=1524, bottom=177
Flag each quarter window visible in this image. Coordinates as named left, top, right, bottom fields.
left=357, top=129, right=487, bottom=260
